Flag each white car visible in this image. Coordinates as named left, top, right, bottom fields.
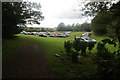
left=81, top=36, right=96, bottom=42
left=82, top=32, right=91, bottom=37
left=75, top=36, right=96, bottom=42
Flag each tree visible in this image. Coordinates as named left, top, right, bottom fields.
left=65, top=25, right=72, bottom=31
left=90, top=10, right=109, bottom=35
left=2, top=2, right=44, bottom=38
left=108, top=1, right=120, bottom=47
left=74, top=23, right=81, bottom=32
left=83, top=1, right=120, bottom=47
left=80, top=22, right=91, bottom=32
left=82, top=1, right=114, bottom=16
left=41, top=28, right=46, bottom=32
left=94, top=38, right=118, bottom=79
left=73, top=23, right=91, bottom=32
left=64, top=41, right=73, bottom=56
left=57, top=22, right=66, bottom=31
left=71, top=23, right=75, bottom=31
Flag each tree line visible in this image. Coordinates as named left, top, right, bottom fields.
left=22, top=22, right=91, bottom=32
left=22, top=27, right=55, bottom=32
left=57, top=22, right=91, bottom=32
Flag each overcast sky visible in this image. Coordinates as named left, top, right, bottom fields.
left=24, top=0, right=91, bottom=28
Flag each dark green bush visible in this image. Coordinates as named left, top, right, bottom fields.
left=87, top=42, right=96, bottom=53
left=94, top=38, right=119, bottom=80
left=64, top=41, right=73, bottom=56
left=64, top=39, right=96, bottom=62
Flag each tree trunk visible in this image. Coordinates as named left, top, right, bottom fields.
left=72, top=52, right=79, bottom=63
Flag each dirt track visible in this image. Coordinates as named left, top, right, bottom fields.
left=3, top=41, right=58, bottom=78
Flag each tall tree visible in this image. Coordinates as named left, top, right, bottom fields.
left=83, top=1, right=120, bottom=47
left=108, top=1, right=120, bottom=47
left=80, top=22, right=91, bottom=32
left=90, top=10, right=109, bottom=35
left=82, top=1, right=114, bottom=16
left=2, top=2, right=44, bottom=38
left=57, top=22, right=65, bottom=31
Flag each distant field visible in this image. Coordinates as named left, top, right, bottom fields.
left=3, top=32, right=119, bottom=78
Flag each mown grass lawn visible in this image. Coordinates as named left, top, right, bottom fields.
left=3, top=32, right=119, bottom=78
left=3, top=37, right=24, bottom=60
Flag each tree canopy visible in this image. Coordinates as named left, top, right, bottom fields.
left=57, top=22, right=66, bottom=31
left=83, top=1, right=120, bottom=46
left=2, top=2, right=44, bottom=38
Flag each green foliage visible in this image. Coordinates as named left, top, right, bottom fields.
left=91, top=10, right=109, bottom=35
left=64, top=41, right=73, bottom=55
left=73, top=38, right=82, bottom=52
left=73, top=23, right=91, bottom=32
left=2, top=2, right=44, bottom=38
left=84, top=1, right=120, bottom=47
left=113, top=51, right=120, bottom=80
left=94, top=38, right=120, bottom=80
left=57, top=22, right=91, bottom=32
left=22, top=27, right=55, bottom=32
left=57, top=22, right=66, bottom=31
left=40, top=28, right=46, bottom=32
left=45, top=28, right=56, bottom=32
left=87, top=42, right=96, bottom=53
left=64, top=38, right=96, bottom=62
left=73, top=38, right=88, bottom=56
left=80, top=23, right=91, bottom=32
left=2, top=2, right=24, bottom=37
left=82, top=1, right=114, bottom=16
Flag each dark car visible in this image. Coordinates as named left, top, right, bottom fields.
left=49, top=34, right=55, bottom=37
left=39, top=34, right=47, bottom=37
left=46, top=33, right=51, bottom=35
left=24, top=32, right=29, bottom=35
left=65, top=34, right=70, bottom=37
left=57, top=34, right=66, bottom=38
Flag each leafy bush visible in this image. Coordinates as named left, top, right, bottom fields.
left=94, top=38, right=120, bottom=80
left=64, top=39, right=96, bottom=62
left=64, top=41, right=73, bottom=56
left=112, top=50, right=120, bottom=80
left=87, top=42, right=96, bottom=53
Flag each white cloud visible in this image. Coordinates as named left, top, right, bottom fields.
left=24, top=0, right=91, bottom=28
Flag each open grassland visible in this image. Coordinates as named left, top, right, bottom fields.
left=3, top=32, right=119, bottom=78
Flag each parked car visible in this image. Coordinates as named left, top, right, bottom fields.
left=39, top=33, right=47, bottom=37
left=23, top=32, right=29, bottom=35
left=49, top=34, right=55, bottom=37
left=65, top=34, right=70, bottom=37
left=46, top=32, right=51, bottom=35
left=75, top=36, right=96, bottom=42
left=81, top=36, right=96, bottom=42
left=29, top=32, right=36, bottom=35
left=57, top=34, right=66, bottom=38
left=82, top=32, right=91, bottom=37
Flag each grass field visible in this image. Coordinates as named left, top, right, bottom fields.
left=3, top=32, right=119, bottom=78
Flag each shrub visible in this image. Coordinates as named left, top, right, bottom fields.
left=64, top=41, right=73, bottom=56
left=94, top=38, right=118, bottom=80
left=64, top=39, right=96, bottom=62
left=87, top=42, right=96, bottom=53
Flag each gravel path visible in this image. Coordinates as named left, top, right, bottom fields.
left=3, top=41, right=58, bottom=78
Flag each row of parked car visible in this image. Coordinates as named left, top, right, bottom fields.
left=39, top=33, right=70, bottom=37
left=21, top=31, right=96, bottom=41
left=75, top=32, right=96, bottom=42
left=21, top=31, right=38, bottom=35
left=21, top=31, right=71, bottom=38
